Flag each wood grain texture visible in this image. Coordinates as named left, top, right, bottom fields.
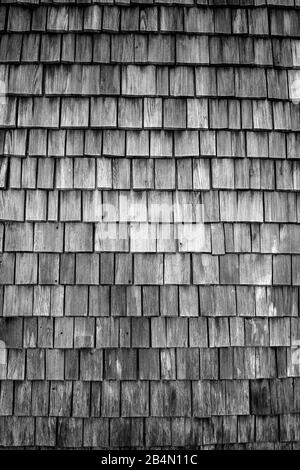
left=0, top=0, right=299, bottom=450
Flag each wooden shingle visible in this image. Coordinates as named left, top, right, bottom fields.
left=240, top=254, right=272, bottom=285
left=184, top=7, right=214, bottom=34
left=0, top=0, right=299, bottom=450
left=65, top=286, right=88, bottom=317
left=18, top=98, right=60, bottom=128
left=61, top=98, right=89, bottom=128
left=177, top=36, right=209, bottom=64
left=164, top=99, right=186, bottom=129
left=65, top=223, right=93, bottom=252
left=193, top=254, right=219, bottom=284
left=122, top=65, right=156, bottom=95
left=150, top=381, right=191, bottom=417
left=134, top=254, right=163, bottom=285
left=235, top=68, right=267, bottom=98
left=118, top=98, right=143, bottom=129
left=160, top=286, right=178, bottom=318
left=160, top=6, right=183, bottom=32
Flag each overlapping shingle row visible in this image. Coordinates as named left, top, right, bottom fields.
left=2, top=99, right=300, bottom=131
left=2, top=5, right=300, bottom=36
left=0, top=1, right=300, bottom=449
left=2, top=36, right=300, bottom=66
left=3, top=65, right=299, bottom=97
left=1, top=129, right=299, bottom=157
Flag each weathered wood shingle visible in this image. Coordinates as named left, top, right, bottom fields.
left=0, top=0, right=299, bottom=450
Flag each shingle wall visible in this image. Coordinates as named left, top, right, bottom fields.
left=0, top=0, right=300, bottom=449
